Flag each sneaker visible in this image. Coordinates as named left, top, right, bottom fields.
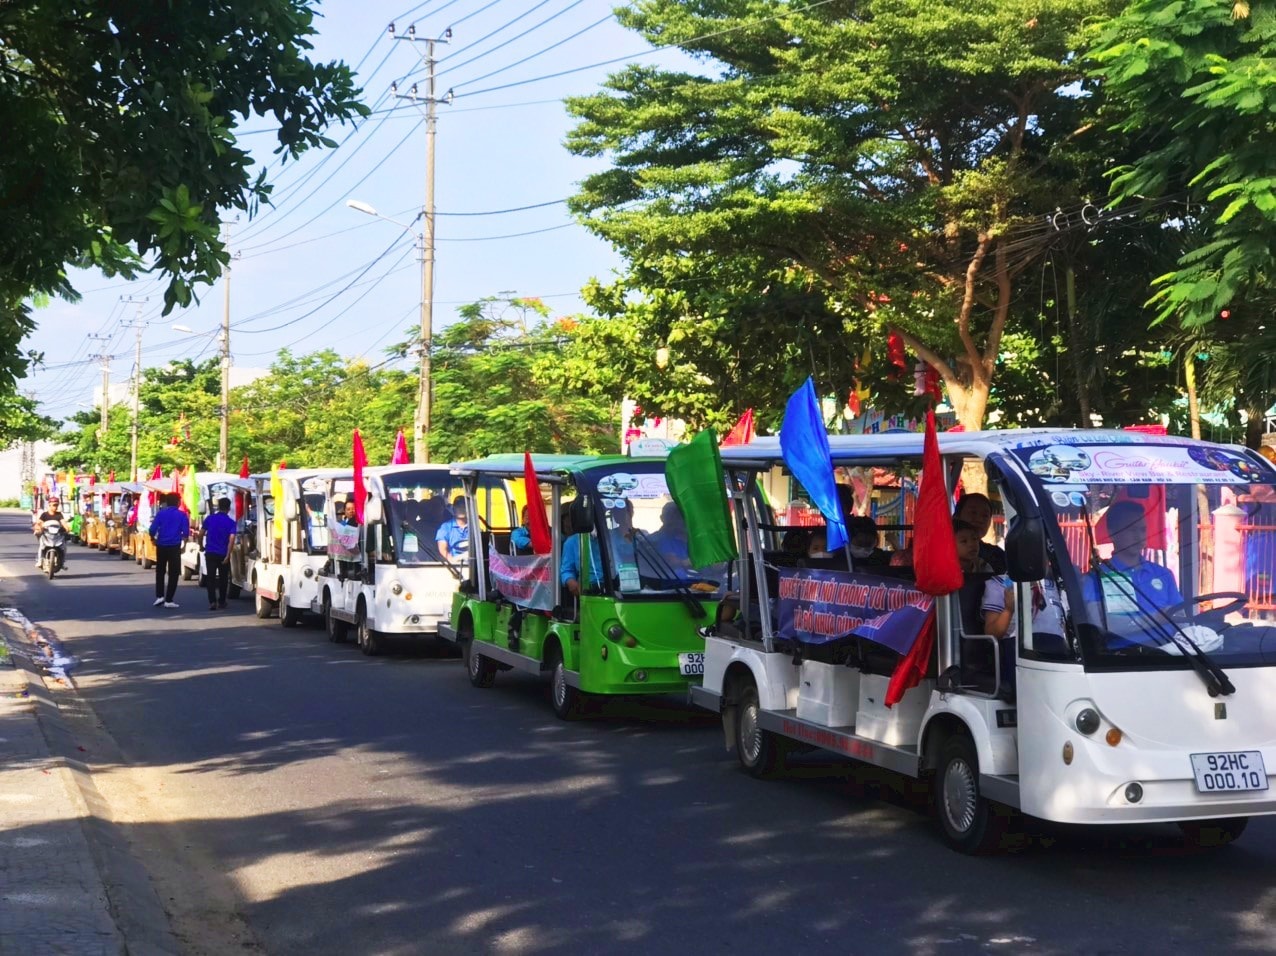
left=209, top=604, right=218, bottom=612
left=163, top=601, right=180, bottom=609
left=153, top=597, right=165, bottom=607
left=217, top=602, right=228, bottom=610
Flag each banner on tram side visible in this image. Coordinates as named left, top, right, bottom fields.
left=488, top=545, right=555, bottom=611
left=776, top=567, right=934, bottom=654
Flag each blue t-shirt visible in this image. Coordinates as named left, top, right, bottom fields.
left=203, top=512, right=237, bottom=555
left=435, top=519, right=469, bottom=558
left=511, top=526, right=532, bottom=552
left=149, top=507, right=190, bottom=547
left=1082, top=556, right=1183, bottom=644
left=561, top=534, right=602, bottom=589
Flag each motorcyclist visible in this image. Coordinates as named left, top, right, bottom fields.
left=34, top=496, right=68, bottom=569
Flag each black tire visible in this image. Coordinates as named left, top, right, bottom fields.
left=228, top=583, right=242, bottom=600
left=1180, top=817, right=1249, bottom=848
left=935, top=734, right=1009, bottom=854
left=143, top=558, right=154, bottom=570
left=45, top=557, right=55, bottom=580
left=182, top=565, right=194, bottom=581
left=282, top=603, right=304, bottom=628
left=734, top=682, right=784, bottom=778
left=356, top=604, right=382, bottom=656
left=324, top=594, right=348, bottom=643
left=120, top=546, right=129, bottom=561
left=546, top=645, right=580, bottom=720
left=254, top=583, right=275, bottom=620
left=465, top=638, right=497, bottom=688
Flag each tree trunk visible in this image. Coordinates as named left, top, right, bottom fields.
left=1185, top=355, right=1202, bottom=441
left=947, top=379, right=991, bottom=497
left=1064, top=264, right=1093, bottom=426
left=1245, top=404, right=1265, bottom=450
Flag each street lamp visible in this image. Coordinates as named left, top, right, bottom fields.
left=346, top=197, right=432, bottom=463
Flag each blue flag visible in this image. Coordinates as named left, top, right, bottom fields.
left=779, top=377, right=847, bottom=551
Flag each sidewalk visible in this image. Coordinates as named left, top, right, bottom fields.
left=0, top=615, right=124, bottom=955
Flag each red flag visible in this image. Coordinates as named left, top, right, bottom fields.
left=391, top=429, right=410, bottom=465
left=886, top=409, right=961, bottom=706
left=352, top=429, right=368, bottom=524
left=886, top=614, right=937, bottom=708
left=239, top=455, right=250, bottom=479
left=912, top=409, right=963, bottom=596
left=722, top=408, right=755, bottom=446
left=108, top=470, right=115, bottom=484
left=522, top=452, right=552, bottom=554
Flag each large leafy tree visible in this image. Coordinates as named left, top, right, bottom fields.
left=424, top=297, right=619, bottom=461
left=566, top=0, right=1119, bottom=432
left=0, top=1, right=366, bottom=393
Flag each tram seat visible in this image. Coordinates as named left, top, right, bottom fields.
left=954, top=572, right=1005, bottom=696
left=488, top=530, right=513, bottom=556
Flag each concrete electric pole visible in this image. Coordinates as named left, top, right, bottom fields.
left=218, top=222, right=235, bottom=473
left=390, top=21, right=453, bottom=464
left=121, top=297, right=148, bottom=481
left=87, top=332, right=112, bottom=455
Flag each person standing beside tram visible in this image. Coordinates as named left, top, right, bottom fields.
left=200, top=497, right=237, bottom=611
left=149, top=493, right=189, bottom=608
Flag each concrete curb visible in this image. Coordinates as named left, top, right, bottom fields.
left=0, top=613, right=181, bottom=956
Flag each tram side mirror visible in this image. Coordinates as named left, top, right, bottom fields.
left=283, top=496, right=298, bottom=521
left=568, top=497, right=594, bottom=535
left=1004, top=516, right=1047, bottom=582
left=364, top=496, right=383, bottom=525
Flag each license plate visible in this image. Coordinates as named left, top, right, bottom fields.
left=678, top=652, right=705, bottom=677
left=1190, top=751, right=1269, bottom=793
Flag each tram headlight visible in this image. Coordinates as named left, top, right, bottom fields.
left=1124, top=782, right=1143, bottom=803
left=606, top=623, right=624, bottom=641
left=1075, top=708, right=1101, bottom=735
left=391, top=581, right=403, bottom=595
left=303, top=567, right=314, bottom=578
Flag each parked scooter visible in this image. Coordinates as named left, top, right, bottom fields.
left=39, top=519, right=67, bottom=579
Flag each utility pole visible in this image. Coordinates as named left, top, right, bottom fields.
left=218, top=222, right=236, bottom=473
left=87, top=333, right=112, bottom=456
left=391, top=21, right=453, bottom=463
left=121, top=297, right=148, bottom=481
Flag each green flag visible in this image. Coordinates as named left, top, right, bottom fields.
left=665, top=428, right=738, bottom=570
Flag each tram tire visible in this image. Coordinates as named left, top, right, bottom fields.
left=324, top=595, right=348, bottom=643
left=282, top=603, right=304, bottom=628
left=934, top=733, right=1009, bottom=855
left=547, top=646, right=580, bottom=720
left=356, top=605, right=382, bottom=656
left=182, top=566, right=194, bottom=581
left=465, top=639, right=497, bottom=688
left=734, top=682, right=784, bottom=778
left=1179, top=817, right=1248, bottom=848
left=228, top=583, right=242, bottom=600
left=254, top=587, right=275, bottom=620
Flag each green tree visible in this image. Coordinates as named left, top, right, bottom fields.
left=1091, top=0, right=1276, bottom=330
left=566, top=0, right=1119, bottom=432
left=1, top=1, right=366, bottom=393
left=423, top=297, right=619, bottom=461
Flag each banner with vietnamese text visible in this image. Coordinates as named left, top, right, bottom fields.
left=776, top=567, right=934, bottom=655
left=488, top=544, right=555, bottom=611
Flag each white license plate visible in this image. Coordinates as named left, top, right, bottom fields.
left=1190, top=751, right=1269, bottom=793
left=678, top=652, right=705, bottom=677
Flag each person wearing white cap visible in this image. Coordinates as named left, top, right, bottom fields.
left=34, top=496, right=67, bottom=569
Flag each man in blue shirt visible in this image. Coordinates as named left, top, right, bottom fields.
left=149, top=493, right=190, bottom=608
left=561, top=532, right=602, bottom=597
left=1083, top=499, right=1182, bottom=646
left=435, top=496, right=470, bottom=562
left=200, top=497, right=238, bottom=611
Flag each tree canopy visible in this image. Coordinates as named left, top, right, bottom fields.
left=1, top=0, right=366, bottom=395
left=566, top=0, right=1122, bottom=431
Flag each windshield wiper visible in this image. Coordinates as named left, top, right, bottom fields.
left=631, top=530, right=707, bottom=619
left=402, top=521, right=462, bottom=580
left=1098, top=559, right=1235, bottom=697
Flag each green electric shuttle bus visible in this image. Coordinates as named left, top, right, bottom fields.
left=438, top=454, right=728, bottom=718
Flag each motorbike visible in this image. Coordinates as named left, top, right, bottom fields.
left=39, top=520, right=67, bottom=579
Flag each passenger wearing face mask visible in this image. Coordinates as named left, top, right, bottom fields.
left=847, top=515, right=890, bottom=569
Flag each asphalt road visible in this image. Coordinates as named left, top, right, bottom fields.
left=4, top=514, right=1276, bottom=956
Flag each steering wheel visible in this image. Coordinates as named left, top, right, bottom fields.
left=1162, top=591, right=1247, bottom=623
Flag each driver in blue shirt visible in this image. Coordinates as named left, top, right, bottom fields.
left=1083, top=499, right=1182, bottom=643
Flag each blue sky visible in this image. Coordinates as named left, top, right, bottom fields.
left=28, top=0, right=688, bottom=421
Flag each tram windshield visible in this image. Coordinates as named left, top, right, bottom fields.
left=382, top=471, right=467, bottom=567
left=590, top=467, right=729, bottom=596
left=1013, top=442, right=1276, bottom=669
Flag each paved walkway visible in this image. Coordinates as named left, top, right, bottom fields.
left=0, top=615, right=124, bottom=955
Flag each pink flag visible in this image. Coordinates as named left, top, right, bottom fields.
left=391, top=429, right=410, bottom=465
left=353, top=429, right=368, bottom=524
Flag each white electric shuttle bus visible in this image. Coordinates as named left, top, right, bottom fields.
left=179, top=472, right=240, bottom=583
left=692, top=429, right=1276, bottom=852
left=314, top=465, right=467, bottom=654
left=250, top=468, right=347, bottom=625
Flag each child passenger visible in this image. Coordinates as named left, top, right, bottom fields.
left=954, top=517, right=1016, bottom=695
left=953, top=519, right=991, bottom=573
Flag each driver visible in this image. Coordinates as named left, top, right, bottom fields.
left=1083, top=499, right=1182, bottom=642
left=34, top=496, right=67, bottom=569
